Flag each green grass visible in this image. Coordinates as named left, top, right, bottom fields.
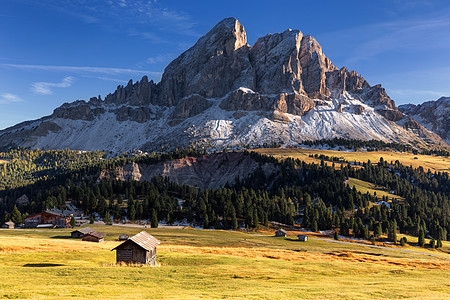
left=0, top=227, right=448, bottom=299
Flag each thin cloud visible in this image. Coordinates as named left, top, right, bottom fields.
left=36, top=0, right=198, bottom=39
left=32, top=76, right=74, bottom=95
left=1, top=63, right=161, bottom=76
left=319, top=13, right=450, bottom=64
left=0, top=93, right=23, bottom=104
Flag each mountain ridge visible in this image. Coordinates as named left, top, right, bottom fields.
left=0, top=17, right=447, bottom=153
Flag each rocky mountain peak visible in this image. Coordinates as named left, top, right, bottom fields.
left=1, top=17, right=447, bottom=152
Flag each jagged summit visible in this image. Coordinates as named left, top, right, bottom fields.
left=0, top=17, right=447, bottom=152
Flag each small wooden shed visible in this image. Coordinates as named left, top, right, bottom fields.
left=275, top=229, right=287, bottom=237
left=112, top=231, right=160, bottom=265
left=71, top=227, right=94, bottom=238
left=81, top=230, right=105, bottom=242
left=2, top=221, right=15, bottom=229
left=297, top=234, right=308, bottom=242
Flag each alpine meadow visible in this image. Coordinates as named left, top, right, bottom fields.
left=1, top=1, right=449, bottom=299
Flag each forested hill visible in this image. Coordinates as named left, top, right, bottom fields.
left=0, top=147, right=448, bottom=247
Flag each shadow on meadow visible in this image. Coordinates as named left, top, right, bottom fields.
left=23, top=263, right=65, bottom=267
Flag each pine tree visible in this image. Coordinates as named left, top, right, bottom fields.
left=418, top=227, right=425, bottom=247
left=334, top=231, right=339, bottom=240
left=312, top=220, right=318, bottom=232
left=70, top=216, right=76, bottom=227
left=374, top=222, right=382, bottom=238
left=150, top=209, right=158, bottom=228
left=90, top=215, right=94, bottom=224
left=230, top=206, right=238, bottom=230
left=104, top=211, right=112, bottom=225
left=10, top=205, right=22, bottom=224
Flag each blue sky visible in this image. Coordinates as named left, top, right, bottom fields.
left=1, top=0, right=449, bottom=129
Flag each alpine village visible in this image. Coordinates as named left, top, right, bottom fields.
left=0, top=3, right=449, bottom=299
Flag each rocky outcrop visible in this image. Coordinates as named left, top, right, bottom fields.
left=378, top=109, right=404, bottom=122
left=52, top=101, right=104, bottom=121
left=353, top=105, right=365, bottom=115
left=104, top=152, right=278, bottom=190
left=33, top=121, right=62, bottom=136
left=273, top=93, right=315, bottom=116
left=220, top=89, right=270, bottom=111
left=104, top=76, right=158, bottom=106
left=171, top=95, right=213, bottom=123
left=399, top=97, right=450, bottom=144
left=114, top=106, right=154, bottom=123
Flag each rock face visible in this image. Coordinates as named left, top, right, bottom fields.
left=103, top=152, right=277, bottom=190
left=399, top=97, right=450, bottom=144
left=0, top=17, right=448, bottom=152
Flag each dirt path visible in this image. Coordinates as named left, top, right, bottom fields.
left=323, top=239, right=449, bottom=258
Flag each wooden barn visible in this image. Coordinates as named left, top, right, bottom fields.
left=81, top=230, right=105, bottom=242
left=71, top=227, right=94, bottom=238
left=297, top=234, right=308, bottom=242
left=275, top=229, right=287, bottom=237
left=112, top=231, right=160, bottom=265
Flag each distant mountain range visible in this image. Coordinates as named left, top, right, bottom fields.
left=0, top=17, right=447, bottom=153
left=399, top=97, right=449, bottom=145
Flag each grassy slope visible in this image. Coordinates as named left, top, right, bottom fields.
left=0, top=227, right=448, bottom=299
left=346, top=178, right=405, bottom=202
left=252, top=148, right=450, bottom=173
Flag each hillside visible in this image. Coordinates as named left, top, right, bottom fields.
left=0, top=18, right=447, bottom=153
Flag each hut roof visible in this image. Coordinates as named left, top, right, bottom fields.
left=297, top=234, right=307, bottom=237
left=73, top=227, right=94, bottom=234
left=276, top=229, right=287, bottom=233
left=5, top=221, right=14, bottom=225
left=84, top=230, right=106, bottom=239
left=112, top=231, right=160, bottom=251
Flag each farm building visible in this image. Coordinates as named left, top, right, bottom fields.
left=81, top=230, right=106, bottom=242
left=2, top=221, right=14, bottom=229
left=112, top=231, right=160, bottom=265
left=24, top=211, right=70, bottom=228
left=71, top=227, right=95, bottom=238
left=275, top=229, right=287, bottom=237
left=297, top=234, right=308, bottom=241
left=118, top=234, right=130, bottom=241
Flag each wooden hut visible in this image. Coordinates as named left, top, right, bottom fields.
left=275, top=229, right=287, bottom=237
left=297, top=234, right=308, bottom=242
left=81, top=230, right=105, bottom=242
left=112, top=231, right=160, bottom=265
left=2, top=221, right=14, bottom=229
left=71, top=227, right=94, bottom=238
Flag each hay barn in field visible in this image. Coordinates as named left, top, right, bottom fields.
left=71, top=227, right=94, bottom=238
left=81, top=230, right=105, bottom=242
left=297, top=234, right=308, bottom=241
left=275, top=229, right=287, bottom=237
left=112, top=231, right=160, bottom=265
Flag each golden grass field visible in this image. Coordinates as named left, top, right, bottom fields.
left=346, top=178, right=405, bottom=203
left=252, top=148, right=450, bottom=173
left=0, top=226, right=449, bottom=299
